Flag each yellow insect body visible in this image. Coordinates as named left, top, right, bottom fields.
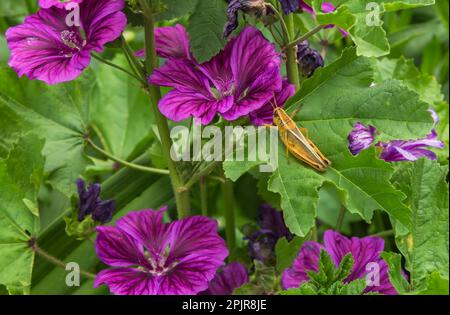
left=273, top=107, right=331, bottom=172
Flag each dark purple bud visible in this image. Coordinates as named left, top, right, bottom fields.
left=278, top=0, right=300, bottom=14
left=224, top=0, right=267, bottom=38
left=297, top=41, right=324, bottom=77
left=76, top=179, right=115, bottom=224
left=259, top=204, right=292, bottom=240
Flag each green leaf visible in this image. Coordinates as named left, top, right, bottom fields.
left=312, top=0, right=356, bottom=30
left=414, top=272, right=449, bottom=295
left=280, top=283, right=317, bottom=295
left=331, top=278, right=367, bottom=295
left=0, top=67, right=93, bottom=196
left=90, top=55, right=153, bottom=160
left=158, top=0, right=198, bottom=20
left=394, top=159, right=449, bottom=290
left=381, top=252, right=411, bottom=294
left=0, top=134, right=45, bottom=293
left=275, top=236, right=306, bottom=273
left=187, top=0, right=228, bottom=63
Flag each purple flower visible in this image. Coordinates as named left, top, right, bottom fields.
left=297, top=41, right=324, bottom=77
left=94, top=209, right=228, bottom=295
left=150, top=26, right=282, bottom=125
left=278, top=0, right=313, bottom=14
left=201, top=262, right=249, bottom=295
left=348, top=122, right=377, bottom=155
left=247, top=205, right=292, bottom=263
left=224, top=0, right=268, bottom=38
left=39, top=0, right=83, bottom=9
left=249, top=79, right=295, bottom=126
left=282, top=230, right=402, bottom=295
left=376, top=131, right=444, bottom=162
left=348, top=110, right=444, bottom=162
left=6, top=0, right=126, bottom=84
left=135, top=24, right=191, bottom=60
left=77, top=179, right=115, bottom=224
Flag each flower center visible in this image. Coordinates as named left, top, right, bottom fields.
left=60, top=30, right=85, bottom=51
left=144, top=247, right=179, bottom=277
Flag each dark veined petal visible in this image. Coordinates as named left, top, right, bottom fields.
left=95, top=226, right=149, bottom=268
left=94, top=268, right=162, bottom=295
left=80, top=0, right=127, bottom=52
left=281, top=241, right=323, bottom=289
left=348, top=122, right=377, bottom=155
left=201, top=262, right=249, bottom=295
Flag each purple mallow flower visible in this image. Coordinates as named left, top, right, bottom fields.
left=297, top=41, right=324, bottom=77
left=348, top=122, right=376, bottom=155
left=247, top=205, right=292, bottom=263
left=149, top=26, right=283, bottom=125
left=249, top=79, right=295, bottom=126
left=39, top=0, right=83, bottom=9
left=6, top=0, right=126, bottom=84
left=224, top=0, right=268, bottom=38
left=201, top=262, right=249, bottom=295
left=278, top=0, right=313, bottom=14
left=77, top=179, right=115, bottom=224
left=282, top=230, right=402, bottom=295
left=94, top=209, right=228, bottom=295
left=348, top=110, right=444, bottom=162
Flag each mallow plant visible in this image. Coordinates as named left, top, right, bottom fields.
left=0, top=0, right=448, bottom=296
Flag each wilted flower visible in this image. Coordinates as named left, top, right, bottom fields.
left=224, top=0, right=268, bottom=38
left=150, top=26, right=282, bottom=125
left=6, top=0, right=126, bottom=84
left=297, top=41, right=324, bottom=77
left=247, top=204, right=292, bottom=263
left=348, top=110, right=444, bottom=162
left=77, top=179, right=115, bottom=224
left=39, top=0, right=83, bottom=9
left=201, top=262, right=249, bottom=295
left=282, top=230, right=403, bottom=295
left=94, top=209, right=228, bottom=295
left=278, top=0, right=313, bottom=14
left=348, top=122, right=377, bottom=155
left=249, top=79, right=295, bottom=126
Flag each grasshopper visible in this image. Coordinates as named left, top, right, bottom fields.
left=269, top=106, right=331, bottom=172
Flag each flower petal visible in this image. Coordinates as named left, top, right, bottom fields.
left=94, top=268, right=162, bottom=295
left=95, top=226, right=148, bottom=268
left=201, top=262, right=249, bottom=295
left=281, top=241, right=323, bottom=289
left=81, top=0, right=127, bottom=52
left=348, top=122, right=377, bottom=155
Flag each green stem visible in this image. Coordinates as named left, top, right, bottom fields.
left=283, top=13, right=300, bottom=89
left=222, top=178, right=236, bottom=262
left=266, top=3, right=290, bottom=43
left=336, top=206, right=346, bottom=232
left=86, top=138, right=170, bottom=175
left=287, top=25, right=325, bottom=49
left=33, top=243, right=96, bottom=280
left=199, top=177, right=208, bottom=217
left=140, top=0, right=191, bottom=218
left=185, top=161, right=220, bottom=190
left=92, top=54, right=145, bottom=84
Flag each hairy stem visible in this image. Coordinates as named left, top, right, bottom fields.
left=283, top=13, right=300, bottom=89
left=199, top=177, right=208, bottom=217
left=222, top=178, right=236, bottom=262
left=370, top=229, right=394, bottom=238
left=140, top=0, right=191, bottom=218
left=86, top=138, right=170, bottom=175
left=32, top=243, right=96, bottom=280
left=287, top=25, right=325, bottom=49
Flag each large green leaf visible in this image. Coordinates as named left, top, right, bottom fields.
left=0, top=67, right=93, bottom=196
left=90, top=56, right=153, bottom=160
left=224, top=48, right=433, bottom=236
left=187, top=0, right=228, bottom=63
left=0, top=134, right=45, bottom=293
left=158, top=0, right=198, bottom=20
left=394, top=159, right=449, bottom=290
